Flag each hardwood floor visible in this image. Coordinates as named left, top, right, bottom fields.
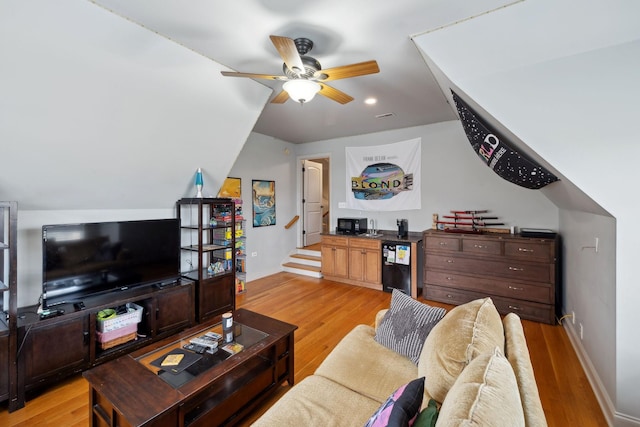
left=0, top=272, right=607, bottom=426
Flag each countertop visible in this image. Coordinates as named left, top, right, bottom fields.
left=324, top=229, right=423, bottom=244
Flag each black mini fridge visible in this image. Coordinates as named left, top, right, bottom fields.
left=382, top=242, right=412, bottom=294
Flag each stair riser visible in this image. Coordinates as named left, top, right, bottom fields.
left=282, top=266, right=323, bottom=278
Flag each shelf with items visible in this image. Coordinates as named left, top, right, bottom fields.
left=176, top=198, right=236, bottom=322
left=232, top=198, right=246, bottom=294
left=0, top=201, right=17, bottom=410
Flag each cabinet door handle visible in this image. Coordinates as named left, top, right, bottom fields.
left=508, top=266, right=524, bottom=271
left=83, top=331, right=89, bottom=345
left=508, top=305, right=521, bottom=311
left=508, top=285, right=524, bottom=291
left=518, top=247, right=533, bottom=252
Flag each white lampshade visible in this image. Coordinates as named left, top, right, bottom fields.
left=283, top=80, right=321, bottom=104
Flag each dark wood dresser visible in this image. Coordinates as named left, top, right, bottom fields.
left=422, top=230, right=560, bottom=324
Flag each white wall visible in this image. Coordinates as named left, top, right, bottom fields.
left=296, top=121, right=558, bottom=234
left=413, top=0, right=640, bottom=423
left=1, top=1, right=270, bottom=306
left=0, top=0, right=270, bottom=211
left=228, top=133, right=298, bottom=281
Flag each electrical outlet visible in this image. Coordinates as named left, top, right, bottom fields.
left=572, top=311, right=576, bottom=324
left=579, top=323, right=584, bottom=340
left=251, top=252, right=258, bottom=257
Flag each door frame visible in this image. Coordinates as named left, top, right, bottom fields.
left=296, top=152, right=331, bottom=249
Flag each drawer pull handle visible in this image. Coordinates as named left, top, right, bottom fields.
left=446, top=294, right=453, bottom=299
left=508, top=305, right=521, bottom=311
left=474, top=244, right=487, bottom=249
left=518, top=247, right=533, bottom=252
left=508, top=266, right=524, bottom=271
left=439, top=242, right=448, bottom=246
left=508, top=285, right=524, bottom=291
left=446, top=260, right=454, bottom=263
left=446, top=277, right=453, bottom=281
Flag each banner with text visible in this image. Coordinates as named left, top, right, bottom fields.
left=346, top=138, right=421, bottom=211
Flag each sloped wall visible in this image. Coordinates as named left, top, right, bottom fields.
left=0, top=0, right=270, bottom=210
left=413, top=0, right=640, bottom=423
left=1, top=1, right=270, bottom=306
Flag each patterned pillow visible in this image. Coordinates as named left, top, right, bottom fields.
left=375, top=290, right=446, bottom=364
left=364, top=377, right=425, bottom=427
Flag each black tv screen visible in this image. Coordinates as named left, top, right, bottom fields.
left=42, top=219, right=180, bottom=307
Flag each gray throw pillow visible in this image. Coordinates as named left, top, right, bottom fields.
left=375, top=289, right=446, bottom=364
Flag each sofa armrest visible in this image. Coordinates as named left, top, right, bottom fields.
left=503, top=313, right=548, bottom=427
left=375, top=309, right=388, bottom=330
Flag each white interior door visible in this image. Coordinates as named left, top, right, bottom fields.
left=303, top=160, right=323, bottom=246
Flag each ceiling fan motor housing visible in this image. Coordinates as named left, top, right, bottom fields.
left=283, top=55, right=321, bottom=79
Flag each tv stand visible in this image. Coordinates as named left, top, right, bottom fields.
left=15, top=278, right=195, bottom=410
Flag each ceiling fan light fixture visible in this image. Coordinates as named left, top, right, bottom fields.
left=283, top=79, right=321, bottom=104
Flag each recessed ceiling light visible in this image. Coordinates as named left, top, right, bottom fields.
left=364, top=97, right=377, bottom=105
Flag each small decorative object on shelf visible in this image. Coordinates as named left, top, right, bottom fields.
left=433, top=210, right=508, bottom=234
left=195, top=168, right=204, bottom=198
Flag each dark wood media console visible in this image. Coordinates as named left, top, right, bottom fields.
left=15, top=279, right=196, bottom=409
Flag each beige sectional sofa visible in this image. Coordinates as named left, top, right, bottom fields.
left=252, top=296, right=547, bottom=427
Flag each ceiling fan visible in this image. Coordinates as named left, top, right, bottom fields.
left=221, top=35, right=380, bottom=105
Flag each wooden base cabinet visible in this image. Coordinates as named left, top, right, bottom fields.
left=423, top=230, right=560, bottom=324
left=16, top=281, right=195, bottom=408
left=322, top=235, right=381, bottom=290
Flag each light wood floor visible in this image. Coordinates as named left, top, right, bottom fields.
left=0, top=272, right=607, bottom=426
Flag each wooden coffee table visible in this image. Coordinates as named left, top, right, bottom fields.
left=83, top=309, right=297, bottom=427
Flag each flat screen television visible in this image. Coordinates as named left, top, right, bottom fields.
left=42, top=218, right=180, bottom=308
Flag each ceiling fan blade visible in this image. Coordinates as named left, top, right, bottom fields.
left=220, top=71, right=287, bottom=81
left=271, top=90, right=290, bottom=104
left=314, top=60, right=380, bottom=82
left=319, top=83, right=354, bottom=104
left=269, top=35, right=305, bottom=75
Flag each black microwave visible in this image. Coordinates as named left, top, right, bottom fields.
left=336, top=217, right=368, bottom=235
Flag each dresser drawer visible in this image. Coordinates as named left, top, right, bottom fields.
left=426, top=254, right=553, bottom=283
left=424, top=236, right=460, bottom=252
left=462, top=238, right=502, bottom=255
left=424, top=285, right=555, bottom=324
left=349, top=237, right=381, bottom=250
left=505, top=241, right=554, bottom=263
left=425, top=270, right=553, bottom=304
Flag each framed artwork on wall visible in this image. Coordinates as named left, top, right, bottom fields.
left=252, top=180, right=275, bottom=227
left=218, top=177, right=241, bottom=198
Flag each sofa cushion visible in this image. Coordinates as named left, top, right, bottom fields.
left=418, top=297, right=504, bottom=403
left=435, top=348, right=525, bottom=427
left=315, top=324, right=420, bottom=404
left=375, top=290, right=446, bottom=364
left=251, top=375, right=381, bottom=427
left=364, top=377, right=425, bottom=427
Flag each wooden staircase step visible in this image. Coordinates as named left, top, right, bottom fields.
left=290, top=253, right=321, bottom=262
left=282, top=262, right=321, bottom=273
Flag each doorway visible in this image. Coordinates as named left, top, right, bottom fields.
left=301, top=156, right=330, bottom=248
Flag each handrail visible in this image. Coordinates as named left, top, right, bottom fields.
left=285, top=215, right=299, bottom=229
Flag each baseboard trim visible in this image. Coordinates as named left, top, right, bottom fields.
left=563, top=321, right=640, bottom=426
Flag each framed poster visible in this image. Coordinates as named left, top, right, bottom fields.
left=252, top=180, right=275, bottom=227
left=218, top=177, right=241, bottom=198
